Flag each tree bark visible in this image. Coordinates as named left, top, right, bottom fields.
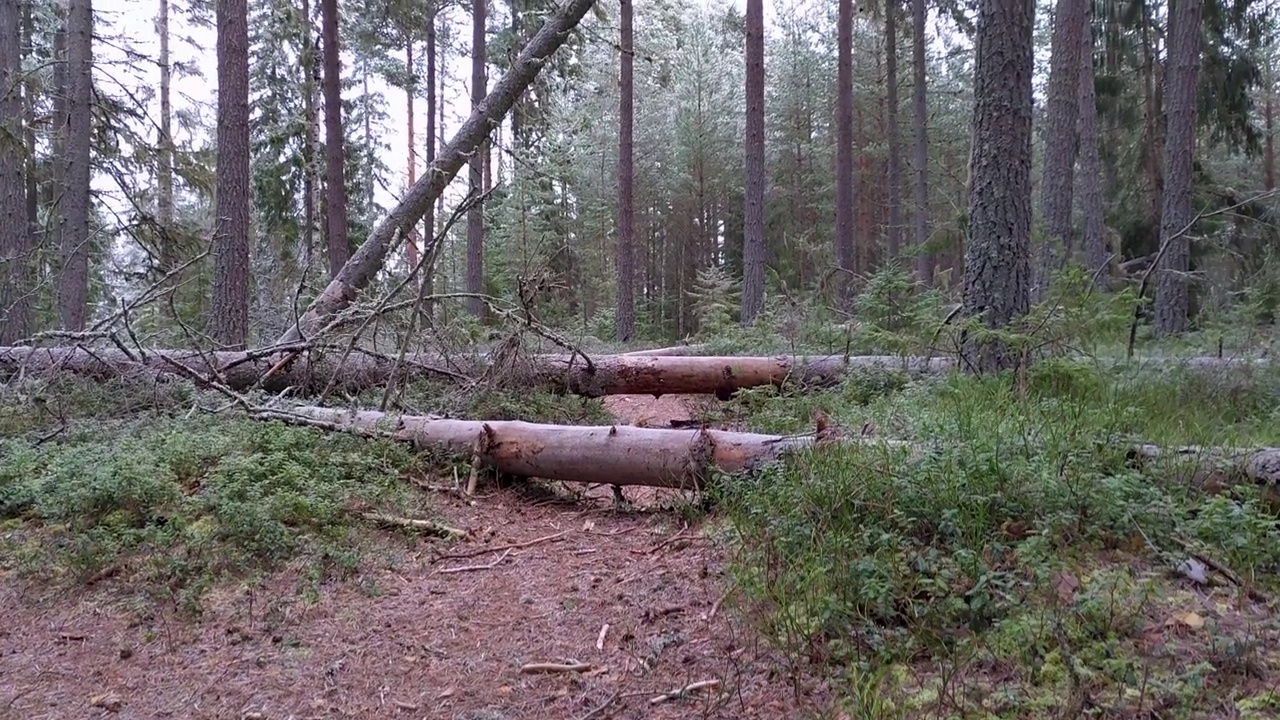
left=1036, top=0, right=1084, bottom=295
left=156, top=0, right=175, bottom=271
left=961, top=0, right=1034, bottom=372
left=466, top=0, right=488, bottom=318
left=616, top=0, right=635, bottom=341
left=1, top=346, right=1267, bottom=398
left=405, top=41, right=420, bottom=287
left=261, top=406, right=1280, bottom=490
left=274, top=0, right=600, bottom=347
left=19, top=0, right=37, bottom=338
left=884, top=1, right=903, bottom=261
left=302, top=0, right=318, bottom=267
left=835, top=0, right=857, bottom=296
left=741, top=0, right=766, bottom=326
left=0, top=0, right=29, bottom=344
left=910, top=0, right=931, bottom=286
left=1153, top=0, right=1203, bottom=336
left=423, top=6, right=437, bottom=315
left=58, top=0, right=93, bottom=332
left=1264, top=53, right=1274, bottom=193
left=212, top=0, right=252, bottom=348
left=262, top=407, right=817, bottom=489
left=1076, top=3, right=1108, bottom=289
left=321, top=0, right=350, bottom=278
left=1140, top=3, right=1163, bottom=231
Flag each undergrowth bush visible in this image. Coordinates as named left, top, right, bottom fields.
left=715, top=360, right=1280, bottom=716
left=0, top=416, right=429, bottom=613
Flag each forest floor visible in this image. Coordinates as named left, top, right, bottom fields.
left=0, top=394, right=817, bottom=720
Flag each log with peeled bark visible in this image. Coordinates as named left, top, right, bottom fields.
left=621, top=344, right=710, bottom=357
left=259, top=406, right=1280, bottom=489
left=256, top=406, right=821, bottom=489
left=0, top=346, right=1271, bottom=397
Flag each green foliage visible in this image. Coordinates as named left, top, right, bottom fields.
left=854, top=268, right=951, bottom=356
left=689, top=264, right=741, bottom=339
left=0, top=416, right=429, bottom=613
left=715, top=358, right=1280, bottom=714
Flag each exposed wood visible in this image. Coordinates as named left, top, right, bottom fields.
left=0, top=346, right=1271, bottom=397
left=360, top=512, right=467, bottom=539
left=1128, top=445, right=1280, bottom=485
left=257, top=406, right=817, bottom=489
left=257, top=406, right=1280, bottom=490
left=621, top=344, right=710, bottom=357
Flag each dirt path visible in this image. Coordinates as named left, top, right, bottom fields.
left=0, top=396, right=815, bottom=720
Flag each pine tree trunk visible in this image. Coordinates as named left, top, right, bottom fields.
left=466, top=0, right=487, bottom=318
left=835, top=0, right=856, bottom=296
left=405, top=41, right=420, bottom=290
left=1153, top=0, right=1203, bottom=336
left=911, top=0, right=931, bottom=286
left=423, top=5, right=438, bottom=316
left=961, top=0, right=1034, bottom=372
left=302, top=0, right=318, bottom=267
left=1036, top=0, right=1084, bottom=296
left=1140, top=4, right=1163, bottom=231
left=20, top=0, right=36, bottom=335
left=741, top=0, right=766, bottom=326
left=1075, top=4, right=1108, bottom=288
left=58, top=0, right=93, bottom=331
left=616, top=0, right=636, bottom=341
left=321, top=0, right=350, bottom=278
left=211, top=0, right=252, bottom=348
left=884, top=1, right=903, bottom=261
left=0, top=0, right=29, bottom=343
left=156, top=0, right=175, bottom=273
left=1265, top=54, right=1275, bottom=193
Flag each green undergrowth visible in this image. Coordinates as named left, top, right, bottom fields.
left=0, top=415, right=432, bottom=614
left=712, top=359, right=1280, bottom=718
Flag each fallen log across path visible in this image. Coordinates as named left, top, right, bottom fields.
left=0, top=347, right=951, bottom=395
left=0, top=346, right=1271, bottom=397
left=256, top=406, right=1280, bottom=490
left=254, top=406, right=822, bottom=489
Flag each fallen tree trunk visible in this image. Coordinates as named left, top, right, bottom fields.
left=275, top=0, right=599, bottom=346
left=259, top=406, right=1280, bottom=489
left=0, top=345, right=469, bottom=393
left=1, top=346, right=1272, bottom=397
left=257, top=406, right=817, bottom=489
left=525, top=354, right=955, bottom=397
left=621, top=344, right=711, bottom=357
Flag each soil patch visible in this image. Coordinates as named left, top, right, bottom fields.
left=0, top=396, right=814, bottom=720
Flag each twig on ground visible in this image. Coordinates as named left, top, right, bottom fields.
left=707, top=590, right=730, bottom=621
left=519, top=661, right=594, bottom=674
left=359, top=512, right=467, bottom=539
left=574, top=691, right=621, bottom=720
left=434, top=530, right=571, bottom=560
left=645, top=528, right=695, bottom=554
left=596, top=623, right=610, bottom=650
left=437, top=549, right=512, bottom=574
left=648, top=679, right=720, bottom=705
left=1173, top=537, right=1271, bottom=604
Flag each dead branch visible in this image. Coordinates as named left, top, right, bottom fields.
left=436, top=549, right=512, bottom=574
left=518, top=661, right=595, bottom=674
left=648, top=679, right=721, bottom=705
left=433, top=530, right=571, bottom=561
left=359, top=512, right=467, bottom=539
